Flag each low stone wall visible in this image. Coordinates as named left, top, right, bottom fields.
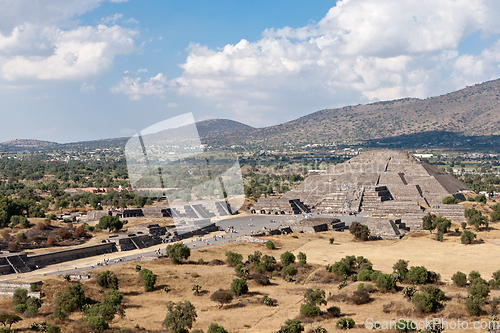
left=27, top=243, right=115, bottom=268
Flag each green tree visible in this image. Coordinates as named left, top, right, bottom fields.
left=303, top=289, right=326, bottom=307
left=0, top=314, right=21, bottom=329
left=210, top=290, right=233, bottom=309
left=277, top=319, right=304, bottom=333
left=451, top=271, right=467, bottom=287
left=84, top=315, right=109, bottom=333
left=280, top=251, right=296, bottom=266
left=96, top=270, right=119, bottom=290
left=225, top=251, right=243, bottom=266
left=265, top=240, right=276, bottom=250
left=96, top=215, right=124, bottom=232
left=461, top=230, right=476, bottom=244
left=207, top=323, right=228, bottom=333
left=52, top=284, right=85, bottom=319
left=231, top=277, right=248, bottom=296
left=392, top=259, right=409, bottom=279
left=162, top=301, right=197, bottom=333
left=166, top=243, right=191, bottom=264
left=139, top=268, right=156, bottom=292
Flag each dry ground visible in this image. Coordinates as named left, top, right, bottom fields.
left=2, top=223, right=500, bottom=332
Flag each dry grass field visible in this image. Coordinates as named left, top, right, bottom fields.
left=2, top=220, right=500, bottom=333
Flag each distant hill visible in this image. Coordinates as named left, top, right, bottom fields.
left=0, top=139, right=57, bottom=149
left=203, top=78, right=500, bottom=147
left=4, top=78, right=500, bottom=151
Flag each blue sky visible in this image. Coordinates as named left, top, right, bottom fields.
left=1, top=0, right=500, bottom=143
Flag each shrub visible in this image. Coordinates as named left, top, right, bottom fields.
left=349, top=222, right=370, bottom=241
left=282, top=265, right=297, bottom=277
left=262, top=255, right=277, bottom=271
left=96, top=270, right=119, bottom=290
left=420, top=285, right=444, bottom=302
left=491, top=211, right=500, bottom=222
left=83, top=290, right=124, bottom=322
left=329, top=237, right=334, bottom=244
left=297, top=252, right=307, bottom=264
left=336, top=318, right=355, bottom=330
left=139, top=268, right=156, bottom=292
left=52, top=284, right=85, bottom=319
left=16, top=233, right=26, bottom=241
left=231, top=277, right=248, bottom=296
left=310, top=326, right=327, bottom=333
left=461, top=230, right=477, bottom=244
left=407, top=266, right=429, bottom=284
left=443, top=196, right=460, bottom=204
left=162, top=301, right=197, bottom=333
left=210, top=290, right=233, bottom=308
left=225, top=251, right=243, bottom=266
left=263, top=295, right=274, bottom=306
left=84, top=315, right=109, bottom=332
left=411, top=292, right=440, bottom=313
left=47, top=237, right=56, bottom=246
left=300, top=303, right=320, bottom=317
left=395, top=319, right=417, bottom=332
left=465, top=296, right=484, bottom=316
left=166, top=243, right=191, bottom=264
left=303, top=289, right=326, bottom=307
left=266, top=240, right=276, bottom=250
left=207, top=323, right=228, bottom=333
left=401, top=285, right=417, bottom=300
left=468, top=271, right=482, bottom=283
left=452, top=271, right=467, bottom=287
left=327, top=306, right=341, bottom=317
left=277, top=319, right=304, bottom=333
left=355, top=256, right=373, bottom=271
left=357, top=269, right=373, bottom=281
left=329, top=261, right=350, bottom=276
left=135, top=264, right=141, bottom=271
left=376, top=274, right=396, bottom=291
left=280, top=251, right=296, bottom=266
left=468, top=278, right=490, bottom=299
left=96, top=215, right=124, bottom=232
left=350, top=290, right=370, bottom=305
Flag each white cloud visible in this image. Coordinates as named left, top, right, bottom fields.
left=80, top=83, right=96, bottom=93
left=167, top=0, right=500, bottom=126
left=2, top=25, right=137, bottom=81
left=0, top=0, right=138, bottom=82
left=110, top=72, right=168, bottom=100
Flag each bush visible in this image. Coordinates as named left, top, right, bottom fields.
left=401, top=285, right=417, bottom=300
left=210, top=290, right=233, bottom=308
left=280, top=251, right=296, bottom=266
left=84, top=315, right=109, bottom=332
left=282, top=265, right=297, bottom=277
left=135, top=264, right=141, bottom=271
left=266, top=240, right=276, bottom=250
left=329, top=237, right=334, bottom=244
left=96, top=215, right=123, bottom=232
left=329, top=261, right=350, bottom=276
left=16, top=233, right=26, bottom=241
left=139, top=268, right=156, bottom=292
left=411, top=292, right=440, bottom=313
left=468, top=271, right=482, bottom=283
left=225, top=251, right=243, bottom=266
left=376, top=273, right=396, bottom=291
left=357, top=269, right=373, bottom=281
left=407, top=266, right=429, bottom=284
left=262, top=255, right=277, bottom=271
left=350, top=290, right=370, bottom=305
left=443, top=196, right=460, bottom=204
left=166, top=243, right=191, bottom=264
left=277, top=319, right=304, bottom=333
left=231, top=277, right=248, bottom=296
left=327, top=306, right=341, bottom=317
left=349, top=222, right=370, bottom=241
left=468, top=278, right=490, bottom=299
left=465, top=296, right=484, bottom=316
left=461, top=230, right=477, bottom=244
left=162, top=301, right=197, bottom=333
left=74, top=225, right=87, bottom=237
left=52, top=284, right=85, bottom=319
left=395, top=319, right=417, bottom=332
left=263, top=295, right=274, bottom=306
left=451, top=271, right=467, bottom=287
left=420, top=285, right=444, bottom=302
left=300, top=303, right=320, bottom=317
left=336, top=318, right=355, bottom=330
left=491, top=211, right=500, bottom=222
left=207, top=323, right=228, bottom=333
left=96, top=270, right=119, bottom=290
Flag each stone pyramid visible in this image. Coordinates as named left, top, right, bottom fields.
left=252, top=150, right=469, bottom=230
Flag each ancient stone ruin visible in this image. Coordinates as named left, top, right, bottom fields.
left=251, top=150, right=469, bottom=232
